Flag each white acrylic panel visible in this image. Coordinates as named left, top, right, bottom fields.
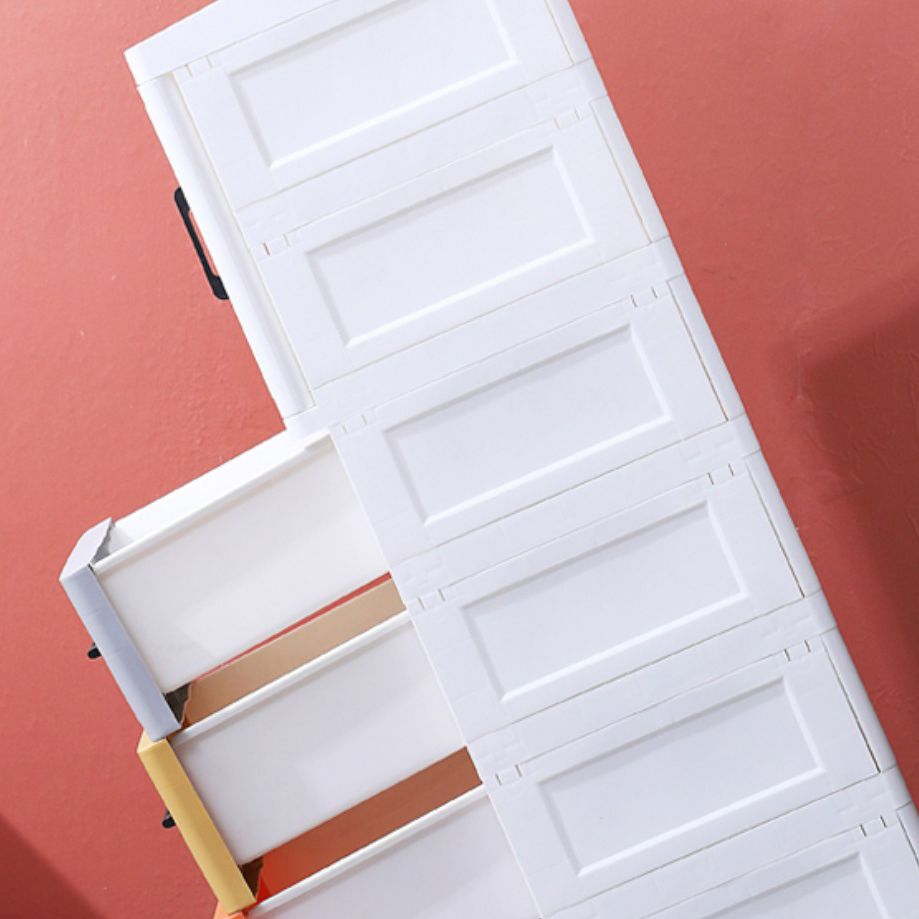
left=250, top=790, right=538, bottom=919
left=94, top=434, right=387, bottom=692
left=173, top=614, right=463, bottom=865
left=650, top=824, right=919, bottom=919
left=178, top=0, right=572, bottom=208
left=256, top=114, right=651, bottom=385
left=477, top=649, right=878, bottom=915
left=336, top=297, right=726, bottom=564
left=411, top=467, right=803, bottom=739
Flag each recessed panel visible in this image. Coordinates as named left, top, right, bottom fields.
left=540, top=679, right=816, bottom=872
left=466, top=503, right=741, bottom=699
left=232, top=0, right=512, bottom=168
left=336, top=300, right=731, bottom=563
left=711, top=856, right=884, bottom=918
left=257, top=114, right=653, bottom=386
left=175, top=0, right=573, bottom=207
left=478, top=649, right=879, bottom=914
left=312, top=149, right=588, bottom=344
left=387, top=328, right=663, bottom=522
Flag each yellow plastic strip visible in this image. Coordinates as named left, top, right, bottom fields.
left=137, top=732, right=256, bottom=913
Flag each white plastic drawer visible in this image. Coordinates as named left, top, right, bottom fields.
left=249, top=790, right=537, bottom=919
left=409, top=475, right=812, bottom=739
left=473, top=642, right=878, bottom=915
left=165, top=0, right=573, bottom=210
left=61, top=431, right=387, bottom=738
left=254, top=112, right=651, bottom=387
left=394, top=417, right=759, bottom=598
left=315, top=238, right=684, bottom=423
left=335, top=293, right=728, bottom=565
left=645, top=822, right=919, bottom=919
left=173, top=612, right=463, bottom=865
left=409, top=454, right=803, bottom=739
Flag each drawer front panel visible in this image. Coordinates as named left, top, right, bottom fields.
left=257, top=116, right=650, bottom=385
left=179, top=0, right=572, bottom=207
left=653, top=825, right=919, bottom=919
left=337, top=297, right=725, bottom=562
left=478, top=650, right=877, bottom=913
left=413, top=468, right=802, bottom=738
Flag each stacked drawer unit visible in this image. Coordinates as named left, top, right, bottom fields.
left=59, top=0, right=919, bottom=916
left=62, top=432, right=535, bottom=915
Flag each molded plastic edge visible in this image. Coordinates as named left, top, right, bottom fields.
left=138, top=732, right=257, bottom=914
left=59, top=521, right=181, bottom=740
left=134, top=73, right=315, bottom=425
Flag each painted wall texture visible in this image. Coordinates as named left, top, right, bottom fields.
left=1, top=1, right=917, bottom=916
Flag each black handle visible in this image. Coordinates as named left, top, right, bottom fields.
left=174, top=187, right=229, bottom=301
left=87, top=643, right=102, bottom=660
left=162, top=809, right=176, bottom=830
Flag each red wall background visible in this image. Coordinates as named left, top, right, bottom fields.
left=1, top=1, right=918, bottom=916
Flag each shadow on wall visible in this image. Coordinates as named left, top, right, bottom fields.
left=796, top=284, right=919, bottom=773
left=0, top=815, right=102, bottom=918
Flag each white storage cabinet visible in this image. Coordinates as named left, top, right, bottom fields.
left=121, top=6, right=919, bottom=919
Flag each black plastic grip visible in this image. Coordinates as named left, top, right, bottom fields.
left=174, top=187, right=229, bottom=301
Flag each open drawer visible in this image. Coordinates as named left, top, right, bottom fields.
left=60, top=430, right=388, bottom=739
left=210, top=772, right=538, bottom=919
left=247, top=788, right=536, bottom=918
left=138, top=587, right=465, bottom=910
